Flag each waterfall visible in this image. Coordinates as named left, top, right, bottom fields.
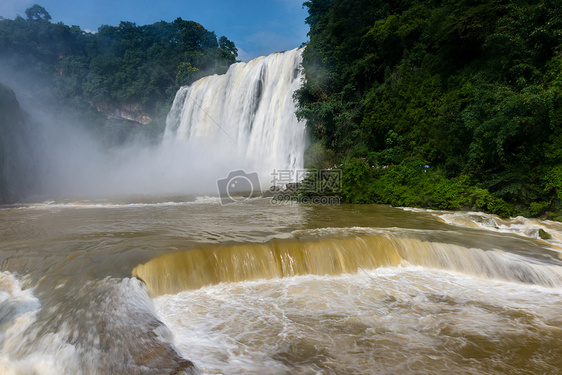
left=164, top=48, right=306, bottom=190
left=133, top=230, right=562, bottom=296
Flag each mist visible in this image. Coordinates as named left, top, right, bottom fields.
left=33, top=115, right=256, bottom=200
left=0, top=76, right=251, bottom=202
left=0, top=48, right=306, bottom=203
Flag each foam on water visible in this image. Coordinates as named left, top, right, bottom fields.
left=437, top=211, right=562, bottom=250
left=155, top=267, right=562, bottom=375
left=0, top=273, right=197, bottom=375
left=0, top=271, right=81, bottom=375
left=8, top=195, right=223, bottom=211
left=399, top=207, right=562, bottom=254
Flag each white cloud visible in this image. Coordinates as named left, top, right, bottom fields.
left=0, top=0, right=33, bottom=19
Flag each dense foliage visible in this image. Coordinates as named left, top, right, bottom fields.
left=0, top=4, right=238, bottom=144
left=297, top=0, right=562, bottom=218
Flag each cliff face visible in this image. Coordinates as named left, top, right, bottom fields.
left=94, top=101, right=152, bottom=125
left=0, top=83, right=41, bottom=203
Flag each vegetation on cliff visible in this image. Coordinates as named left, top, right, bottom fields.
left=0, top=4, right=238, bottom=145
left=296, top=0, right=562, bottom=218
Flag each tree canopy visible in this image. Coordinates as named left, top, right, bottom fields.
left=297, top=0, right=562, bottom=218
left=25, top=4, right=51, bottom=22
left=0, top=5, right=238, bottom=144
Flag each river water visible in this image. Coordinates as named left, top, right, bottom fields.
left=0, top=197, right=561, bottom=374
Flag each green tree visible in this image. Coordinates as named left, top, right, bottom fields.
left=297, top=0, right=562, bottom=218
left=25, top=4, right=51, bottom=22
left=0, top=5, right=239, bottom=146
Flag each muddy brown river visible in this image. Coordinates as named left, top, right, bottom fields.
left=1, top=197, right=561, bottom=374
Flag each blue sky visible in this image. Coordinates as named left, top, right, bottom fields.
left=0, top=0, right=309, bottom=61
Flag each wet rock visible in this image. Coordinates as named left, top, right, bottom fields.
left=539, top=228, right=551, bottom=240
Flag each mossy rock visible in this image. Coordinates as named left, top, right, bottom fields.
left=538, top=228, right=551, bottom=240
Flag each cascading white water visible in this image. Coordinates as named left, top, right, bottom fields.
left=164, top=48, right=306, bottom=189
